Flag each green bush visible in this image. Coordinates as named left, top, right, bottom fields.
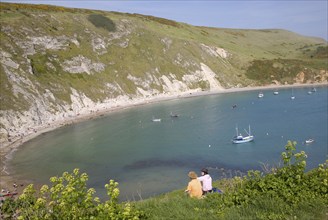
left=314, top=46, right=328, bottom=58
left=0, top=169, right=144, bottom=219
left=245, top=59, right=303, bottom=84
left=213, top=141, right=328, bottom=219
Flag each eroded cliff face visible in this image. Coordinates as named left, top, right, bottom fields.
left=294, top=70, right=328, bottom=84
left=0, top=59, right=225, bottom=147
left=0, top=3, right=327, bottom=148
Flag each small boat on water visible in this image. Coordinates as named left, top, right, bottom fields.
left=273, top=91, right=279, bottom=95
left=291, top=88, right=295, bottom=100
left=305, top=139, right=314, bottom=144
left=170, top=112, right=179, bottom=118
left=232, top=125, right=254, bottom=144
left=258, top=92, right=264, bottom=98
left=152, top=117, right=161, bottom=122
left=311, top=87, right=316, bottom=92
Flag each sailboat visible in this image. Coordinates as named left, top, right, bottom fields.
left=308, top=87, right=316, bottom=95
left=290, top=88, right=295, bottom=100
left=232, top=125, right=254, bottom=144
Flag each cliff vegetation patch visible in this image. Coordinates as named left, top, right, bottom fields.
left=87, top=14, right=116, bottom=32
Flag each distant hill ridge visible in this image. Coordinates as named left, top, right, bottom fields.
left=0, top=2, right=327, bottom=146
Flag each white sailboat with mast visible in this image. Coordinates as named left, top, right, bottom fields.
left=291, top=88, right=295, bottom=100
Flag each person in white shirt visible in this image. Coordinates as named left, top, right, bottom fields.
left=197, top=168, right=213, bottom=195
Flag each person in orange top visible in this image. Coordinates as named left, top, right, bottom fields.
left=185, top=171, right=202, bottom=198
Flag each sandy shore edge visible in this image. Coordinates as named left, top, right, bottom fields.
left=1, top=82, right=327, bottom=192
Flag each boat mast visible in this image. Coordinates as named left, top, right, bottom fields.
left=235, top=125, right=239, bottom=136
left=244, top=125, right=251, bottom=136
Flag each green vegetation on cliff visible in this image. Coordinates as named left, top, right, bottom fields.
left=0, top=2, right=327, bottom=114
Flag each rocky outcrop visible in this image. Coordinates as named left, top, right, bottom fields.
left=295, top=70, right=328, bottom=83
left=61, top=55, right=105, bottom=75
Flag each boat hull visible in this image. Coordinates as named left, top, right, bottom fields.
left=305, top=139, right=314, bottom=144
left=232, top=136, right=254, bottom=144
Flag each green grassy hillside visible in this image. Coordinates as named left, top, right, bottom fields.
left=0, top=2, right=327, bottom=143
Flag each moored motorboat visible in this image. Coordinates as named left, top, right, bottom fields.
left=170, top=112, right=179, bottom=118
left=152, top=117, right=161, bottom=122
left=305, top=139, right=314, bottom=144
left=232, top=125, right=254, bottom=144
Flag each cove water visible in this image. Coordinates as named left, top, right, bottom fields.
left=7, top=86, right=328, bottom=201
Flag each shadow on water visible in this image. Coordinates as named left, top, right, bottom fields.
left=124, top=158, right=186, bottom=170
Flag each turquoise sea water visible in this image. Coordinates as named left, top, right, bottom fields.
left=7, top=86, right=328, bottom=200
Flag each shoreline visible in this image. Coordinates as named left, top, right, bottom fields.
left=1, top=82, right=327, bottom=192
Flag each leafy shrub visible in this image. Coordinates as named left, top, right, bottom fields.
left=245, top=59, right=304, bottom=84
left=0, top=169, right=144, bottom=219
left=212, top=141, right=328, bottom=218
left=314, top=46, right=328, bottom=58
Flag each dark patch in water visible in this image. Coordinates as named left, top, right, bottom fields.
left=187, top=159, right=261, bottom=180
left=124, top=158, right=186, bottom=170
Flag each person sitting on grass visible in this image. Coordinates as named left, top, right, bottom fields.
left=197, top=168, right=213, bottom=195
left=185, top=171, right=202, bottom=199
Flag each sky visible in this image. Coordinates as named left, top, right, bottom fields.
left=3, top=0, right=328, bottom=40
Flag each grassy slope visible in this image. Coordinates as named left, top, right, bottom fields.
left=0, top=2, right=327, bottom=113
left=134, top=179, right=327, bottom=220
left=134, top=169, right=328, bottom=220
